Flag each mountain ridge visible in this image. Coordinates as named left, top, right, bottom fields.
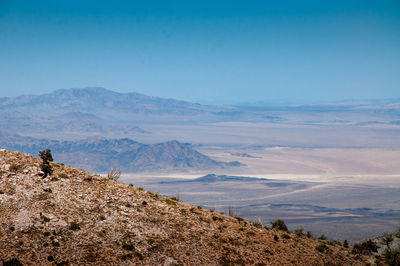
left=0, top=134, right=242, bottom=173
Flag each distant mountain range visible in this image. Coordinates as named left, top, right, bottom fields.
left=0, top=133, right=242, bottom=172
left=1, top=87, right=399, bottom=141
left=0, top=87, right=242, bottom=140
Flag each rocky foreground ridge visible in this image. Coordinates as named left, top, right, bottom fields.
left=0, top=149, right=368, bottom=265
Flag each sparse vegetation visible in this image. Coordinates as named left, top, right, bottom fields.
left=294, top=228, right=304, bottom=236
left=352, top=239, right=378, bottom=255
left=271, top=219, right=288, bottom=231
left=9, top=164, right=21, bottom=172
left=316, top=244, right=329, bottom=252
left=3, top=258, right=23, bottom=266
left=42, top=215, right=51, bottom=222
left=164, top=198, right=177, bottom=205
left=58, top=173, right=69, bottom=179
left=39, top=149, right=53, bottom=178
left=0, top=149, right=369, bottom=265
left=69, top=222, right=81, bottom=231
left=107, top=166, right=121, bottom=181
left=382, top=247, right=400, bottom=265
left=122, top=243, right=135, bottom=251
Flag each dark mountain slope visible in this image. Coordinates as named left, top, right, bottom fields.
left=0, top=134, right=242, bottom=172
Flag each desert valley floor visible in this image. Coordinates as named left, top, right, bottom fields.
left=122, top=147, right=400, bottom=243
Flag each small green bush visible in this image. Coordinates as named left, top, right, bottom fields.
left=352, top=239, right=378, bottom=255
left=10, top=164, right=21, bottom=172
left=58, top=173, right=69, bottom=179
left=316, top=244, right=329, bottom=252
left=382, top=247, right=400, bottom=265
left=247, top=231, right=256, bottom=236
left=3, top=258, right=23, bottom=266
left=271, top=219, right=288, bottom=231
left=42, top=216, right=51, bottom=222
left=164, top=198, right=176, bottom=205
left=294, top=228, right=304, bottom=236
left=274, top=235, right=279, bottom=241
left=122, top=243, right=135, bottom=251
left=43, top=188, right=52, bottom=193
left=235, top=216, right=245, bottom=223
left=43, top=231, right=51, bottom=237
left=69, top=222, right=80, bottom=231
left=281, top=233, right=291, bottom=239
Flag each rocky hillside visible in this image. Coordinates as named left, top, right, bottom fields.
left=0, top=150, right=367, bottom=265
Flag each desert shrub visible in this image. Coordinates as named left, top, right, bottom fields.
left=235, top=216, right=245, bottom=223
left=142, top=201, right=147, bottom=206
left=48, top=256, right=55, bottom=262
left=352, top=239, right=378, bottom=255
left=135, top=251, right=144, bottom=260
left=69, top=222, right=80, bottom=231
left=43, top=188, right=52, bottom=193
left=56, top=260, right=69, bottom=265
left=58, top=173, right=69, bottom=179
left=9, top=226, right=15, bottom=231
left=39, top=149, right=53, bottom=162
left=282, top=233, right=291, bottom=239
left=3, top=258, right=23, bottom=266
left=39, top=149, right=53, bottom=178
left=86, top=253, right=97, bottom=262
left=343, top=240, right=349, bottom=248
left=274, top=235, right=279, bottom=241
left=382, top=247, right=400, bottom=266
left=9, top=164, right=21, bottom=172
left=44, top=231, right=51, bottom=237
left=271, top=219, right=288, bottom=231
left=121, top=253, right=133, bottom=260
left=382, top=234, right=394, bottom=248
left=122, top=243, right=135, bottom=251
left=252, top=222, right=262, bottom=228
left=42, top=215, right=51, bottom=222
left=164, top=198, right=176, bottom=205
left=107, top=166, right=121, bottom=181
left=316, top=244, right=329, bottom=252
left=247, top=231, right=255, bottom=236
left=294, top=228, right=304, bottom=236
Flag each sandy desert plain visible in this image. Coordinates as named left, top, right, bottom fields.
left=122, top=121, right=400, bottom=243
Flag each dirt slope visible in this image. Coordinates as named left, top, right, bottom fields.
left=0, top=150, right=367, bottom=265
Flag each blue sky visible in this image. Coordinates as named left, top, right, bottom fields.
left=0, top=0, right=399, bottom=104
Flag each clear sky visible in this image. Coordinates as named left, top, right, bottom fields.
left=0, top=0, right=399, bottom=104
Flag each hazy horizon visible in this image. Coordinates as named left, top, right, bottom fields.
left=1, top=0, right=399, bottom=104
